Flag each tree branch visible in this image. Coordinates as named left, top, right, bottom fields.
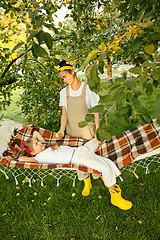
left=1, top=48, right=32, bottom=79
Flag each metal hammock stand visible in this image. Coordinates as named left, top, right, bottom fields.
left=0, top=120, right=160, bottom=187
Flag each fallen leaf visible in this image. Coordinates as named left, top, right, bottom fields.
left=96, top=215, right=101, bottom=220
left=2, top=213, right=7, bottom=216
left=138, top=219, right=142, bottom=224
left=138, top=183, right=144, bottom=186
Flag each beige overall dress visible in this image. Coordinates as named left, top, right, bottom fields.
left=66, top=83, right=101, bottom=180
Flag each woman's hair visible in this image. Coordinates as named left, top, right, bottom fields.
left=20, top=137, right=34, bottom=157
left=20, top=137, right=60, bottom=157
left=58, top=60, right=74, bottom=74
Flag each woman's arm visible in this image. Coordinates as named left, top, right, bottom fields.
left=56, top=106, right=68, bottom=139
left=94, top=112, right=100, bottom=130
left=33, top=131, right=45, bottom=143
left=19, top=156, right=38, bottom=163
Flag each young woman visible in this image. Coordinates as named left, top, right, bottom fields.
left=19, top=131, right=132, bottom=211
left=56, top=60, right=101, bottom=196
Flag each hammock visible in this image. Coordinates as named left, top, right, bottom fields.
left=0, top=119, right=160, bottom=187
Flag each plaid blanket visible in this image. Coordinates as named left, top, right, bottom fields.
left=0, top=120, right=160, bottom=172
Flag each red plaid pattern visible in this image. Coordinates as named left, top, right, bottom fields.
left=0, top=120, right=160, bottom=172
left=95, top=120, right=160, bottom=168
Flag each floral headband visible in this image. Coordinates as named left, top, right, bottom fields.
left=22, top=140, right=32, bottom=156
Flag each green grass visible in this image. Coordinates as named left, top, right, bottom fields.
left=0, top=83, right=160, bottom=239
left=0, top=88, right=26, bottom=123
left=0, top=164, right=159, bottom=240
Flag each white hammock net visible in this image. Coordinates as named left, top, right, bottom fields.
left=0, top=151, right=159, bottom=187
left=0, top=118, right=160, bottom=187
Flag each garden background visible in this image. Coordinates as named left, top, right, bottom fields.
left=0, top=0, right=160, bottom=239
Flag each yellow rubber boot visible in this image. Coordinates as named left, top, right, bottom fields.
left=109, top=184, right=132, bottom=210
left=82, top=176, right=92, bottom=197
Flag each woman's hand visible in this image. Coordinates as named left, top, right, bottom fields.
left=55, top=130, right=64, bottom=140
left=33, top=131, right=45, bottom=143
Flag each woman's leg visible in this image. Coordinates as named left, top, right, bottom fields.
left=77, top=152, right=132, bottom=210
left=79, top=151, right=121, bottom=188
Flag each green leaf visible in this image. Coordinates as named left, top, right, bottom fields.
left=154, top=95, right=160, bottom=123
left=154, top=26, right=160, bottom=32
left=140, top=107, right=152, bottom=123
left=144, top=44, right=155, bottom=55
left=131, top=118, right=139, bottom=124
left=88, top=105, right=104, bottom=113
left=142, top=61, right=151, bottom=68
left=124, top=79, right=136, bottom=90
left=85, top=114, right=95, bottom=122
left=141, top=21, right=154, bottom=28
left=98, top=89, right=108, bottom=97
left=98, top=60, right=105, bottom=74
left=90, top=64, right=99, bottom=83
left=12, top=42, right=24, bottom=53
left=83, top=50, right=99, bottom=68
left=78, top=121, right=88, bottom=128
left=145, top=83, right=153, bottom=96
left=129, top=67, right=142, bottom=74
left=152, top=68, right=160, bottom=81
left=114, top=77, right=126, bottom=82
left=126, top=91, right=132, bottom=103
left=132, top=95, right=141, bottom=111
left=87, top=64, right=100, bottom=93
left=98, top=52, right=106, bottom=74
left=31, top=46, right=38, bottom=59
left=58, top=22, right=62, bottom=28
left=44, top=32, right=53, bottom=50
left=116, top=106, right=129, bottom=115
left=27, top=30, right=39, bottom=43
left=43, top=23, right=58, bottom=33
left=32, top=43, right=48, bottom=58
left=96, top=123, right=113, bottom=142
left=153, top=80, right=158, bottom=88
left=99, top=94, right=113, bottom=104
left=115, top=114, right=130, bottom=127
left=150, top=33, right=160, bottom=40
left=114, top=86, right=126, bottom=105
left=110, top=84, right=121, bottom=91
left=132, top=41, right=143, bottom=52
left=36, top=30, right=45, bottom=45
left=85, top=65, right=92, bottom=77
left=139, top=76, right=147, bottom=84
